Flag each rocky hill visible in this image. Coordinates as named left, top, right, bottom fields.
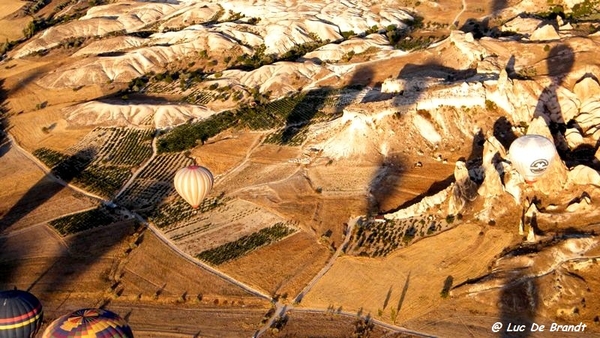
left=1, top=0, right=600, bottom=336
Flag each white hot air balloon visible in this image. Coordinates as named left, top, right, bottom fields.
left=174, top=166, right=214, bottom=208
left=508, top=134, right=557, bottom=184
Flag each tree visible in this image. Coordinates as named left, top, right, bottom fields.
left=440, top=275, right=454, bottom=298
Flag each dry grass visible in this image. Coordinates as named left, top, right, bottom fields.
left=9, top=104, right=95, bottom=152
left=192, top=132, right=262, bottom=175
left=120, top=229, right=268, bottom=304
left=301, top=223, right=515, bottom=324
left=0, top=224, right=66, bottom=262
left=268, top=310, right=395, bottom=337
left=0, top=0, right=28, bottom=41
left=1, top=220, right=271, bottom=337
left=0, top=146, right=95, bottom=231
left=219, top=231, right=331, bottom=298
left=108, top=302, right=268, bottom=337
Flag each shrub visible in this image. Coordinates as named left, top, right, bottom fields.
left=440, top=275, right=454, bottom=298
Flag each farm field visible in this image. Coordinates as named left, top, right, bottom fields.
left=219, top=231, right=331, bottom=297
left=1, top=220, right=271, bottom=336
left=1, top=0, right=599, bottom=334
left=265, top=310, right=396, bottom=337
left=8, top=104, right=94, bottom=152
left=0, top=145, right=95, bottom=231
left=117, top=152, right=194, bottom=210
left=31, top=127, right=155, bottom=198
left=300, top=223, right=514, bottom=324
left=107, top=303, right=269, bottom=337
left=170, top=199, right=290, bottom=255
left=191, top=131, right=263, bottom=175
left=0, top=0, right=29, bottom=42
left=119, top=229, right=268, bottom=304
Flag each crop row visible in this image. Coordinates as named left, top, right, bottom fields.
left=33, top=127, right=153, bottom=198
left=116, top=153, right=194, bottom=210
left=66, top=127, right=153, bottom=168
left=49, top=207, right=116, bottom=236
left=150, top=195, right=225, bottom=229
left=73, top=164, right=132, bottom=197
left=196, top=222, right=297, bottom=265
left=97, top=128, right=153, bottom=166
left=33, top=148, right=69, bottom=168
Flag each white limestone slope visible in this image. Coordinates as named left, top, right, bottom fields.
left=19, top=0, right=413, bottom=89
left=64, top=101, right=216, bottom=129
left=14, top=1, right=183, bottom=58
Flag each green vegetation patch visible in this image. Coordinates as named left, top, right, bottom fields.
left=196, top=223, right=296, bottom=265
left=49, top=207, right=116, bottom=236
left=157, top=111, right=237, bottom=153
left=158, top=88, right=345, bottom=152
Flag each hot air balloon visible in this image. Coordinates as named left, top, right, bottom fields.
left=0, top=289, right=43, bottom=338
left=173, top=165, right=213, bottom=209
left=508, top=134, right=557, bottom=184
left=42, top=308, right=133, bottom=338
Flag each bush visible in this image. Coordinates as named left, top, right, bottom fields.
left=440, top=275, right=454, bottom=298
left=341, top=30, right=355, bottom=39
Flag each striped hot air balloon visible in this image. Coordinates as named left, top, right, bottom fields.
left=508, top=134, right=557, bottom=184
left=173, top=165, right=214, bottom=209
left=42, top=308, right=133, bottom=338
left=0, top=289, right=43, bottom=338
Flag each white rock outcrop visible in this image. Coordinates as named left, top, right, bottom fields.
left=529, top=25, right=561, bottom=41
left=64, top=101, right=217, bottom=129
left=449, top=161, right=478, bottom=215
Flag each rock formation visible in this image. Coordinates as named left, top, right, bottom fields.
left=448, top=161, right=478, bottom=215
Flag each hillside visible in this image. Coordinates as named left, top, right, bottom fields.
left=1, top=0, right=600, bottom=336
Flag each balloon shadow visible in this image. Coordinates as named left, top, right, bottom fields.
left=277, top=65, right=376, bottom=145
left=0, top=148, right=99, bottom=289
left=366, top=154, right=408, bottom=215
left=496, top=45, right=574, bottom=337
left=0, top=78, right=9, bottom=158
left=392, top=59, right=482, bottom=110
left=0, top=148, right=96, bottom=231
left=532, top=45, right=582, bottom=165
left=497, top=261, right=541, bottom=338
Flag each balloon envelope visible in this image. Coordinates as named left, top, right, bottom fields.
left=508, top=134, right=556, bottom=183
left=0, top=290, right=43, bottom=338
left=42, top=308, right=133, bottom=338
left=174, top=166, right=213, bottom=208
